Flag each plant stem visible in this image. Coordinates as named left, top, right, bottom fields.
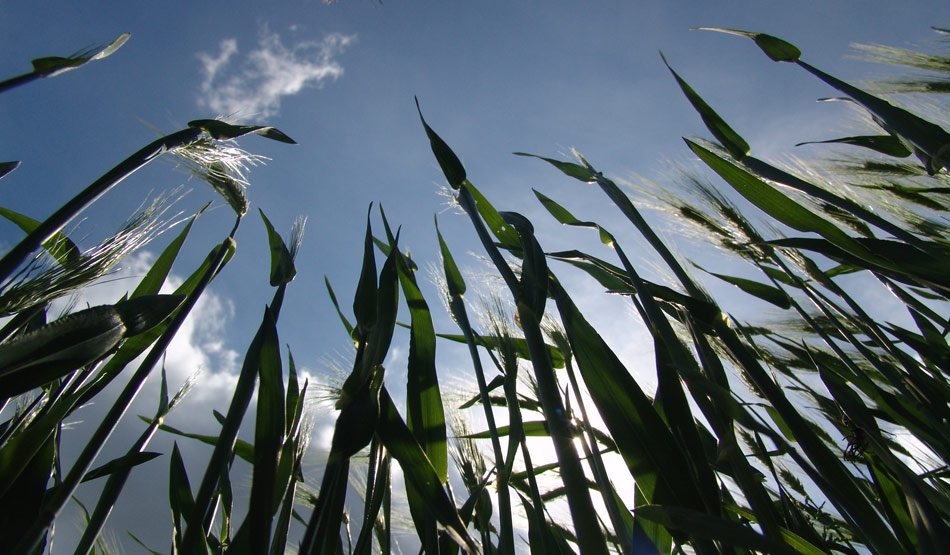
left=12, top=228, right=235, bottom=554
left=0, top=127, right=203, bottom=283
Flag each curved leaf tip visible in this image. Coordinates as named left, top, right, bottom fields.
left=695, top=27, right=801, bottom=62
left=187, top=119, right=296, bottom=144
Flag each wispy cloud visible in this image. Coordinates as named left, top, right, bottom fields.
left=197, top=26, right=355, bottom=120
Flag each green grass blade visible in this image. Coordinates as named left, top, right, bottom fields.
left=635, top=505, right=804, bottom=555
left=0, top=294, right=183, bottom=399
left=435, top=332, right=566, bottom=369
left=695, top=28, right=801, bottom=62
left=145, top=420, right=255, bottom=463
left=131, top=207, right=204, bottom=298
left=168, top=442, right=200, bottom=553
left=0, top=32, right=130, bottom=93
left=29, top=32, right=130, bottom=77
left=700, top=27, right=950, bottom=172
left=353, top=440, right=391, bottom=555
left=415, top=97, right=466, bottom=189
left=0, top=206, right=80, bottom=268
left=661, top=52, right=750, bottom=159
left=435, top=216, right=466, bottom=297
left=0, top=126, right=204, bottom=283
left=377, top=387, right=479, bottom=553
left=739, top=155, right=939, bottom=254
left=0, top=432, right=53, bottom=547
left=187, top=119, right=296, bottom=144
left=181, top=303, right=279, bottom=553
left=687, top=140, right=878, bottom=262
left=259, top=209, right=296, bottom=286
left=533, top=189, right=616, bottom=246
left=354, top=205, right=378, bottom=334
left=0, top=161, right=20, bottom=180
left=300, top=458, right=351, bottom=554
left=80, top=451, right=161, bottom=483
left=548, top=278, right=698, bottom=506
left=436, top=217, right=517, bottom=555
left=696, top=266, right=792, bottom=309
left=247, top=307, right=284, bottom=553
left=797, top=59, right=950, bottom=173
left=514, top=152, right=597, bottom=182
left=490, top=211, right=607, bottom=554
left=323, top=276, right=355, bottom=337
left=395, top=246, right=447, bottom=480
left=519, top=491, right=577, bottom=554
left=796, top=135, right=913, bottom=157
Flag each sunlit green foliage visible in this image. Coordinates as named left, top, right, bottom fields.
left=2, top=25, right=949, bottom=555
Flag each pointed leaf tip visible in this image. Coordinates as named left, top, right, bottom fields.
left=415, top=97, right=467, bottom=189
left=0, top=161, right=21, bottom=180
left=660, top=52, right=750, bottom=159
left=259, top=209, right=297, bottom=286
left=514, top=152, right=597, bottom=182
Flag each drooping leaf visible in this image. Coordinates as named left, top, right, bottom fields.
left=187, top=119, right=296, bottom=144
left=145, top=419, right=255, bottom=463
left=435, top=331, right=566, bottom=369
left=696, top=27, right=801, bottom=62
left=698, top=266, right=792, bottom=309
left=796, top=135, right=913, bottom=157
left=514, top=152, right=597, bottom=182
left=80, top=452, right=162, bottom=483
left=0, top=295, right=183, bottom=398
left=534, top=189, right=616, bottom=246
left=30, top=32, right=131, bottom=77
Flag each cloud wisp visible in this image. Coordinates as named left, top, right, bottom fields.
left=197, top=27, right=355, bottom=120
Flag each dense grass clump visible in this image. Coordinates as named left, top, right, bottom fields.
left=2, top=25, right=950, bottom=554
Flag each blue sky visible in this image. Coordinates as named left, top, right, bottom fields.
left=1, top=1, right=947, bottom=552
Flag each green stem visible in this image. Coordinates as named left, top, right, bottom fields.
left=450, top=297, right=515, bottom=554
left=181, top=279, right=287, bottom=553
left=13, top=227, right=236, bottom=554
left=0, top=72, right=39, bottom=94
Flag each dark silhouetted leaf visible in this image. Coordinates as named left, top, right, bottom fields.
left=187, top=119, right=296, bottom=143
left=415, top=97, right=466, bottom=189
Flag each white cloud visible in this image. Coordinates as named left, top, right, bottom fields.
left=197, top=26, right=355, bottom=120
